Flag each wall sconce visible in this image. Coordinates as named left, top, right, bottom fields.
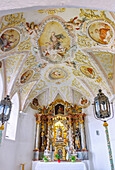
left=0, top=95, right=12, bottom=130
left=93, top=89, right=114, bottom=170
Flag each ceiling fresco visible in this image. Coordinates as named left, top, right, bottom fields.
left=0, top=8, right=115, bottom=111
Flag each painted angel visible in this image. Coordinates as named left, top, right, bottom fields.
left=50, top=32, right=65, bottom=50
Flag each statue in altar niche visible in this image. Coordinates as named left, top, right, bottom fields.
left=75, top=128, right=81, bottom=150
left=56, top=127, right=64, bottom=141
left=55, top=104, right=64, bottom=115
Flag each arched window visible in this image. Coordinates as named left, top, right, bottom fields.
left=0, top=73, right=3, bottom=143
left=5, top=93, right=19, bottom=140
left=0, top=73, right=3, bottom=101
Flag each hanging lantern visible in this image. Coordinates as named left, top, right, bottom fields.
left=93, top=89, right=114, bottom=169
left=93, top=89, right=111, bottom=120
left=0, top=95, right=12, bottom=130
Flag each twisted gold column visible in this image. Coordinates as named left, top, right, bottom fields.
left=103, top=121, right=114, bottom=170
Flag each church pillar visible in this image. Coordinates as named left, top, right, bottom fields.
left=79, top=114, right=86, bottom=150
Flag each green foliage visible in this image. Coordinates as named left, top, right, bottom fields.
left=43, top=155, right=48, bottom=162
left=71, top=156, right=76, bottom=161
left=55, top=152, right=61, bottom=160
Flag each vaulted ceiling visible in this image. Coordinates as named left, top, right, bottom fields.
left=0, top=8, right=115, bottom=111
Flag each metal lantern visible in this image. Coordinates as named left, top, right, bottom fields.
left=93, top=89, right=114, bottom=170
left=94, top=89, right=111, bottom=120
left=0, top=95, right=12, bottom=129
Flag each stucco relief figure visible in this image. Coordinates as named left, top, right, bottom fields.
left=0, top=29, right=20, bottom=52
left=22, top=22, right=40, bottom=37
left=65, top=16, right=86, bottom=31
left=65, top=60, right=76, bottom=69
left=88, top=21, right=113, bottom=45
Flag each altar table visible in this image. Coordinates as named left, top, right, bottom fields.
left=32, top=161, right=87, bottom=170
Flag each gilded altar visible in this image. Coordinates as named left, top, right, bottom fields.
left=33, top=99, right=88, bottom=161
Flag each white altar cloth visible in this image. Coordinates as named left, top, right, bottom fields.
left=32, top=161, right=87, bottom=170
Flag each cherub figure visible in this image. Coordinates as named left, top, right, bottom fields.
left=22, top=22, right=40, bottom=37
left=65, top=16, right=86, bottom=31
left=65, top=60, right=76, bottom=69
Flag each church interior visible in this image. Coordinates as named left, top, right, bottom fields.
left=0, top=1, right=115, bottom=170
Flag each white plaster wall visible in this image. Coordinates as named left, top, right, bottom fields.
left=0, top=0, right=115, bottom=17
left=85, top=104, right=115, bottom=170
left=0, top=106, right=36, bottom=170
left=15, top=107, right=36, bottom=170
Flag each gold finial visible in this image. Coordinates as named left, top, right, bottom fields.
left=103, top=121, right=108, bottom=127
left=0, top=124, right=4, bottom=130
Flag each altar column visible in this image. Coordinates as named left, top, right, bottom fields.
left=41, top=122, right=45, bottom=151
left=69, top=116, right=74, bottom=150
left=33, top=115, right=41, bottom=161
left=46, top=117, right=51, bottom=150
left=79, top=114, right=86, bottom=150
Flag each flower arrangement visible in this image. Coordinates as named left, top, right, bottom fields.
left=71, top=156, right=76, bottom=162
left=43, top=155, right=49, bottom=162
left=55, top=152, right=61, bottom=160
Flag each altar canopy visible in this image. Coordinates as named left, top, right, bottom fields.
left=33, top=99, right=88, bottom=161
left=32, top=161, right=87, bottom=170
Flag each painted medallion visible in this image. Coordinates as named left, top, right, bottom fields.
left=0, top=29, right=20, bottom=52
left=0, top=61, right=2, bottom=68
left=88, top=21, right=114, bottom=45
left=79, top=96, right=90, bottom=108
left=80, top=66, right=95, bottom=79
left=20, top=70, right=34, bottom=83
left=38, top=20, right=72, bottom=63
left=30, top=98, right=39, bottom=110
left=49, top=68, right=68, bottom=80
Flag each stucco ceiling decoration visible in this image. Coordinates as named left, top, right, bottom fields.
left=0, top=8, right=114, bottom=111
left=91, top=51, right=114, bottom=80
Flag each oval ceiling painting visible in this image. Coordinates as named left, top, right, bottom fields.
left=0, top=29, right=20, bottom=52
left=20, top=70, right=34, bottom=84
left=80, top=66, right=95, bottom=79
left=38, top=19, right=72, bottom=63
left=88, top=21, right=114, bottom=45
left=49, top=68, right=68, bottom=80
